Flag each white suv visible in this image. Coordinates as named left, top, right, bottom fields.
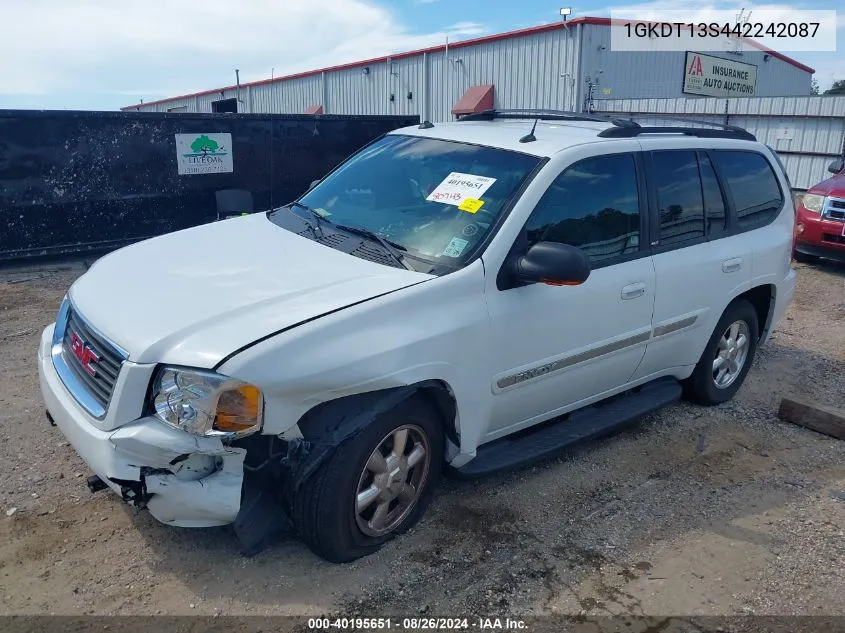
left=38, top=111, right=796, bottom=562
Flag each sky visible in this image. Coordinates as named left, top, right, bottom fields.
left=0, top=0, right=842, bottom=111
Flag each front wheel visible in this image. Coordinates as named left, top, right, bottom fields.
left=684, top=299, right=759, bottom=406
left=292, top=395, right=443, bottom=562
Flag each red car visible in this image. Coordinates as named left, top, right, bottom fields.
left=794, top=158, right=845, bottom=264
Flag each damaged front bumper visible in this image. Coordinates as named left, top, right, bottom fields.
left=38, top=326, right=245, bottom=527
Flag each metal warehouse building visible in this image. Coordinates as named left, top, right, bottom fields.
left=123, top=17, right=814, bottom=120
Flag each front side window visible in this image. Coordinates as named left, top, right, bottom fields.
left=524, top=153, right=641, bottom=264
left=652, top=151, right=705, bottom=246
left=285, top=134, right=541, bottom=265
left=712, top=151, right=784, bottom=230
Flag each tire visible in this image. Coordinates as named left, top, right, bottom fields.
left=683, top=299, right=759, bottom=406
left=292, top=395, right=443, bottom=563
left=793, top=250, right=820, bottom=264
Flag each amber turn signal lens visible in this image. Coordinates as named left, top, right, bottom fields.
left=541, top=278, right=583, bottom=286
left=214, top=384, right=263, bottom=433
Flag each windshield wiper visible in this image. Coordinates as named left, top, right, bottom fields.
left=289, top=201, right=325, bottom=238
left=334, top=224, right=415, bottom=271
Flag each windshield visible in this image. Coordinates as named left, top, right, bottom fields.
left=295, top=134, right=541, bottom=265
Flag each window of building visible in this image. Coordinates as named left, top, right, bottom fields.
left=524, top=154, right=641, bottom=264
left=211, top=98, right=238, bottom=113
left=712, top=151, right=783, bottom=230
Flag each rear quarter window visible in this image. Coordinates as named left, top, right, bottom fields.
left=765, top=145, right=793, bottom=190
left=712, top=151, right=784, bottom=230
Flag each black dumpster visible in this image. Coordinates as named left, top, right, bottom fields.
left=0, top=110, right=418, bottom=262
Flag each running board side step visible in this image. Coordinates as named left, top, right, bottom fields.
left=454, top=377, right=682, bottom=479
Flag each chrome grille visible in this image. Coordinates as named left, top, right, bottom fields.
left=52, top=300, right=127, bottom=418
left=823, top=197, right=845, bottom=222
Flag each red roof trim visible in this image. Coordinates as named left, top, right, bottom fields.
left=741, top=39, right=815, bottom=74
left=121, top=16, right=814, bottom=110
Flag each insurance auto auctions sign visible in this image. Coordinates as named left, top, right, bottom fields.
left=682, top=52, right=757, bottom=97
left=175, top=133, right=233, bottom=175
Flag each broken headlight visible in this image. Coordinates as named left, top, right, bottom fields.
left=151, top=367, right=263, bottom=438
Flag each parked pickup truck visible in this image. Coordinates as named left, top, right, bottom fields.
left=794, top=157, right=845, bottom=264
left=39, top=111, right=796, bottom=562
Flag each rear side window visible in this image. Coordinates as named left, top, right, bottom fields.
left=699, top=154, right=727, bottom=235
left=766, top=145, right=793, bottom=191
left=652, top=151, right=705, bottom=246
left=712, top=151, right=784, bottom=230
left=524, top=154, right=640, bottom=264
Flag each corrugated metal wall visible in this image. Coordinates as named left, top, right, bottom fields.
left=579, top=25, right=811, bottom=103
left=128, top=22, right=813, bottom=119
left=128, top=26, right=583, bottom=119
left=593, top=95, right=845, bottom=189
left=325, top=56, right=426, bottom=117
left=424, top=27, right=583, bottom=122
left=313, top=27, right=583, bottom=121
left=250, top=75, right=323, bottom=113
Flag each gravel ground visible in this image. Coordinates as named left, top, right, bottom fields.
left=1, top=258, right=844, bottom=618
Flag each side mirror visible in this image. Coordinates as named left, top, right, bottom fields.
left=513, top=241, right=591, bottom=286
left=828, top=159, right=844, bottom=175
left=308, top=179, right=321, bottom=191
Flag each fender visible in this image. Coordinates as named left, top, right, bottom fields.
left=217, top=260, right=491, bottom=457
left=230, top=381, right=457, bottom=555
left=293, top=380, right=458, bottom=486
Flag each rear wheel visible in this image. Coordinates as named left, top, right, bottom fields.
left=292, top=395, right=443, bottom=562
left=684, top=299, right=759, bottom=406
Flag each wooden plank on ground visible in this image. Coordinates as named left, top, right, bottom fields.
left=778, top=397, right=845, bottom=440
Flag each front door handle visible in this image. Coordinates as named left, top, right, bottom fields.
left=621, top=282, right=646, bottom=300
left=722, top=258, right=743, bottom=273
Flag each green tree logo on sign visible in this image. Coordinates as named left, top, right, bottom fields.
left=190, top=135, right=221, bottom=155
left=176, top=132, right=232, bottom=174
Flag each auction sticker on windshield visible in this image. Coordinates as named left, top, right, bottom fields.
left=458, top=198, right=485, bottom=214
left=427, top=172, right=496, bottom=207
left=442, top=237, right=469, bottom=258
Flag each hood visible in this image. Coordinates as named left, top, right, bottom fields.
left=808, top=173, right=845, bottom=197
left=69, top=213, right=432, bottom=367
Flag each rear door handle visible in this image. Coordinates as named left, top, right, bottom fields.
left=621, top=282, right=647, bottom=300
left=722, top=258, right=743, bottom=273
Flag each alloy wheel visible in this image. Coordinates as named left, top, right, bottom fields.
left=354, top=424, right=431, bottom=537
left=712, top=320, right=751, bottom=389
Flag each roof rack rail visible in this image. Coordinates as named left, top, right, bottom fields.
left=458, top=109, right=639, bottom=129
left=597, top=116, right=755, bottom=141
left=598, top=126, right=756, bottom=141
left=640, top=116, right=748, bottom=131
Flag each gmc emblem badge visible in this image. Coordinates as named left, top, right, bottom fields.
left=69, top=331, right=100, bottom=377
